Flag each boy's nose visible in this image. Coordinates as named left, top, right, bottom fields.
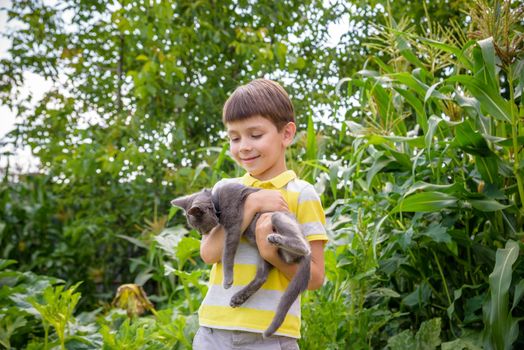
left=239, top=140, right=252, bottom=151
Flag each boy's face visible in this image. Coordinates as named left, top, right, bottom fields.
left=226, top=115, right=295, bottom=181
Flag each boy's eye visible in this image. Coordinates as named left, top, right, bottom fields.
left=251, top=134, right=262, bottom=139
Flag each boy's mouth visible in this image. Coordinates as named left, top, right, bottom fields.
left=241, top=155, right=260, bottom=162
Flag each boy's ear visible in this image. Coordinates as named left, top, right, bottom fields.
left=281, top=122, right=297, bottom=147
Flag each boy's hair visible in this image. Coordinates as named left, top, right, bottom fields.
left=223, top=79, right=295, bottom=131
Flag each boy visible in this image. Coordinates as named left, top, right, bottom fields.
left=193, top=79, right=327, bottom=349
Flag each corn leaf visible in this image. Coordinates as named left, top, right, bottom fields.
left=448, top=75, right=511, bottom=123
left=391, top=192, right=458, bottom=213
left=483, top=240, right=520, bottom=350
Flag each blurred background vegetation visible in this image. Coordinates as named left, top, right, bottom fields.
left=0, top=0, right=523, bottom=349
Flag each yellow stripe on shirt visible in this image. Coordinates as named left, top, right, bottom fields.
left=296, top=199, right=326, bottom=224
left=199, top=305, right=301, bottom=338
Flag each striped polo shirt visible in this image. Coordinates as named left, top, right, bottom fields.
left=198, top=170, right=328, bottom=338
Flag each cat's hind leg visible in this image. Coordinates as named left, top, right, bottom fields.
left=269, top=212, right=311, bottom=256
left=230, top=258, right=271, bottom=307
left=267, top=233, right=311, bottom=256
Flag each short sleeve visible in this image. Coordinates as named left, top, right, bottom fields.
left=296, top=184, right=328, bottom=242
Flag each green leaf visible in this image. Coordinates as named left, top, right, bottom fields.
left=391, top=72, right=429, bottom=97
left=494, top=136, right=524, bottom=147
left=420, top=224, right=451, bottom=244
left=175, top=236, right=200, bottom=269
left=447, top=284, right=482, bottom=321
left=154, top=226, right=189, bottom=259
left=403, top=282, right=431, bottom=307
left=448, top=75, right=511, bottom=123
left=373, top=287, right=401, bottom=298
left=423, top=114, right=462, bottom=149
left=305, top=113, right=317, bottom=161
left=475, top=155, right=500, bottom=186
left=0, top=259, right=17, bottom=271
left=395, top=88, right=427, bottom=132
left=483, top=240, right=520, bottom=350
left=274, top=42, right=287, bottom=64
left=468, top=199, right=510, bottom=212
left=477, top=38, right=498, bottom=90
left=392, top=192, right=458, bottom=213
left=415, top=317, right=441, bottom=349
left=425, top=115, right=442, bottom=150
left=388, top=330, right=416, bottom=350
left=367, top=134, right=424, bottom=148
left=372, top=83, right=393, bottom=123
left=366, top=158, right=392, bottom=189
left=511, top=279, right=524, bottom=311
left=135, top=54, right=149, bottom=61
left=453, top=121, right=493, bottom=157
left=370, top=56, right=395, bottom=74
left=424, top=82, right=448, bottom=103
left=117, top=234, right=148, bottom=249
left=442, top=338, right=483, bottom=350
left=0, top=315, right=27, bottom=349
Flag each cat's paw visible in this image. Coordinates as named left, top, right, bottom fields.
left=230, top=293, right=248, bottom=307
left=267, top=233, right=283, bottom=246
left=223, top=280, right=233, bottom=289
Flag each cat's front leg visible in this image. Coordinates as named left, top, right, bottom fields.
left=222, top=225, right=242, bottom=289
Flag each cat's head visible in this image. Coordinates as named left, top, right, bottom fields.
left=170, top=189, right=219, bottom=235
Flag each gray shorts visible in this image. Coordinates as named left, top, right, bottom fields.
left=192, top=326, right=299, bottom=350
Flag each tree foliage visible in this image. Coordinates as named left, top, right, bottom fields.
left=1, top=0, right=343, bottom=305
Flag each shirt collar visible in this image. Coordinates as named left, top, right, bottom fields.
left=241, top=170, right=297, bottom=189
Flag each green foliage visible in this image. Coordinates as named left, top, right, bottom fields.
left=0, top=0, right=342, bottom=309
left=303, top=0, right=524, bottom=348
left=0, top=252, right=198, bottom=348
left=2, top=0, right=524, bottom=349
left=28, top=282, right=82, bottom=349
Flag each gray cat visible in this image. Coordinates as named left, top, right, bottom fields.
left=171, top=182, right=311, bottom=337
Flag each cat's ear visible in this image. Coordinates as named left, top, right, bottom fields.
left=171, top=194, right=195, bottom=211
left=187, top=206, right=204, bottom=217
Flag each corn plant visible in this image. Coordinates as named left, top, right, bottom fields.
left=324, top=0, right=524, bottom=347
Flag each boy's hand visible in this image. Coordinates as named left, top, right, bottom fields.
left=246, top=190, right=288, bottom=213
left=255, top=213, right=279, bottom=263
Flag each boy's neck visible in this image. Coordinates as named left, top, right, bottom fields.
left=248, top=163, right=288, bottom=182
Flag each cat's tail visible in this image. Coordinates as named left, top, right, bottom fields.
left=263, top=254, right=311, bottom=338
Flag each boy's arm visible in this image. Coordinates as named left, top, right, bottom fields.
left=199, top=190, right=289, bottom=264
left=255, top=213, right=325, bottom=290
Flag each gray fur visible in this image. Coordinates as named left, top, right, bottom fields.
left=171, top=182, right=311, bottom=338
